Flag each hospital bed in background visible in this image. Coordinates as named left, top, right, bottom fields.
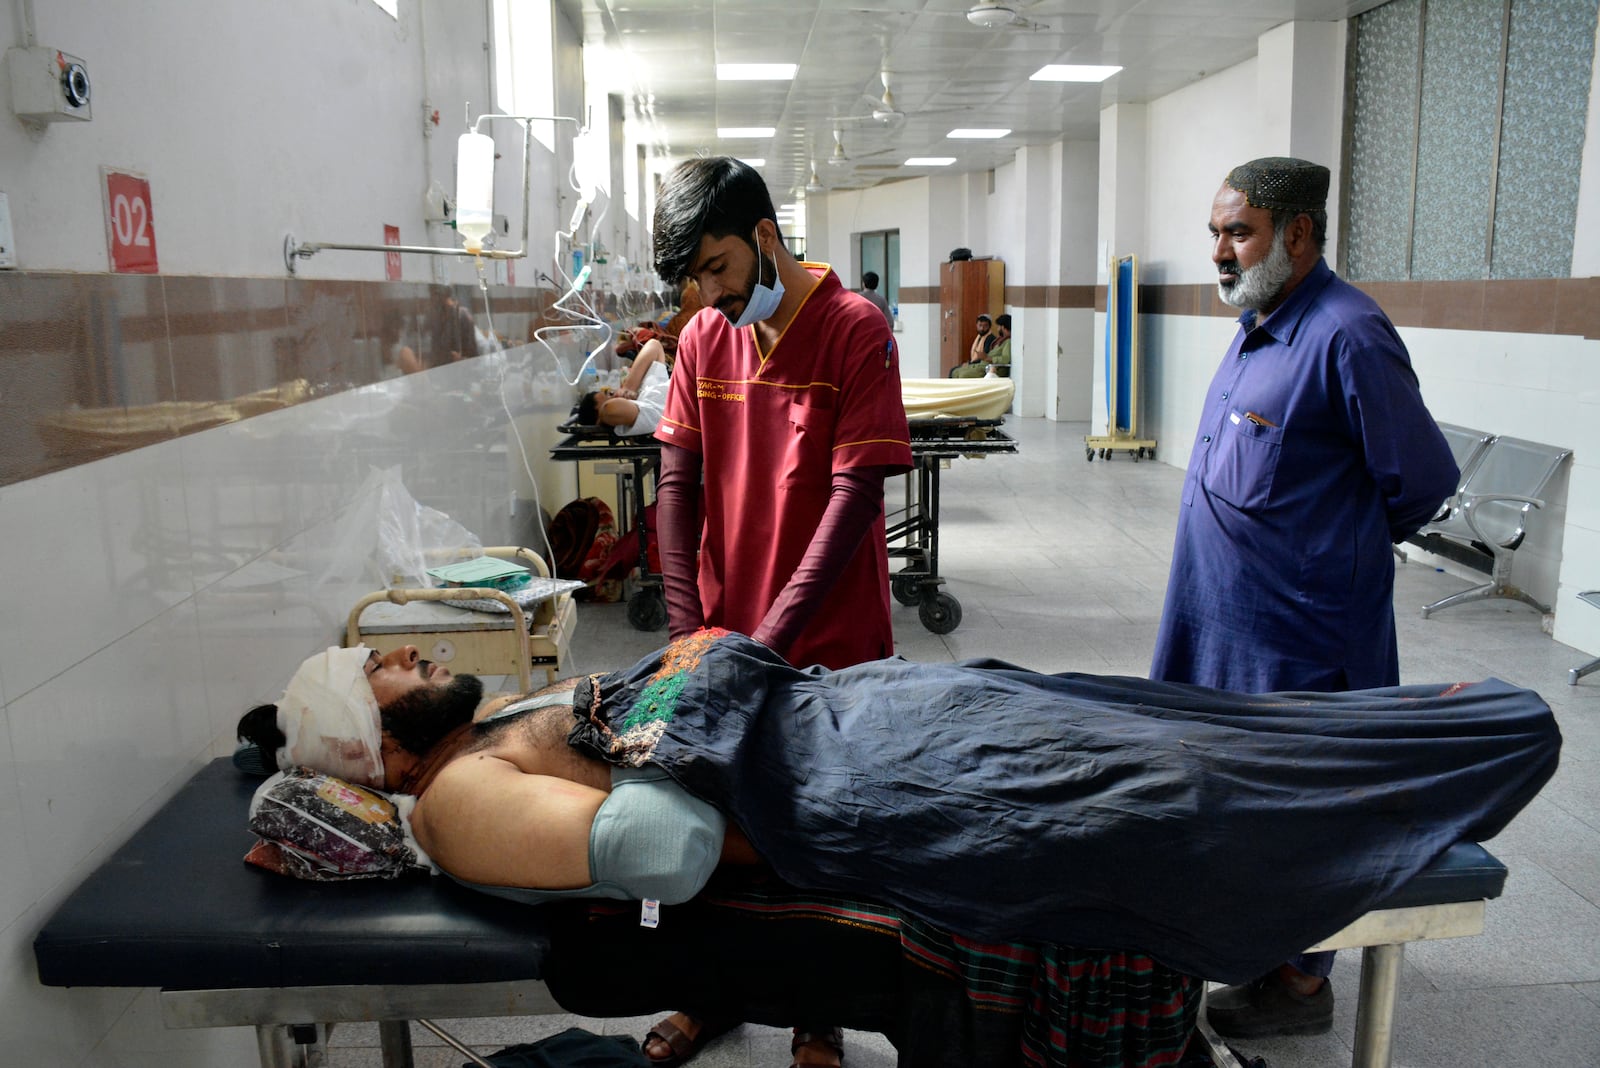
left=547, top=377, right=1019, bottom=635
left=34, top=757, right=1514, bottom=1068
left=347, top=546, right=578, bottom=690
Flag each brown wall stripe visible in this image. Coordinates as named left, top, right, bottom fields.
left=0, top=270, right=1594, bottom=487
left=897, top=277, right=1598, bottom=338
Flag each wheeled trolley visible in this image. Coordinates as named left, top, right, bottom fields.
left=1087, top=252, right=1156, bottom=463
left=887, top=418, right=1019, bottom=634
left=552, top=419, right=1018, bottom=636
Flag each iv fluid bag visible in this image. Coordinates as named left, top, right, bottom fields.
left=456, top=132, right=495, bottom=251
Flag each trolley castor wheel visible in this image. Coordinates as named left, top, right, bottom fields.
left=892, top=571, right=922, bottom=606
left=1085, top=447, right=1094, bottom=462
left=919, top=591, right=963, bottom=634
left=627, top=588, right=669, bottom=631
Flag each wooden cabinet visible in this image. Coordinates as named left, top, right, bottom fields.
left=938, top=258, right=1005, bottom=377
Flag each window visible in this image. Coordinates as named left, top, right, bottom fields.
left=1342, top=0, right=1597, bottom=280
left=855, top=229, right=900, bottom=309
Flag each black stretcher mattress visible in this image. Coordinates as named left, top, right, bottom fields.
left=34, top=757, right=1506, bottom=993
left=33, top=759, right=553, bottom=991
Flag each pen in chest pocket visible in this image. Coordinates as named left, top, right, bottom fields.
left=1230, top=409, right=1279, bottom=428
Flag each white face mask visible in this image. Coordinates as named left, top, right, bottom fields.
left=729, top=228, right=785, bottom=328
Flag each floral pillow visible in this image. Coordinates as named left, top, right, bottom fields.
left=245, top=767, right=432, bottom=881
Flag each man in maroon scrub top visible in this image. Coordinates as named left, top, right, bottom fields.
left=644, top=157, right=912, bottom=1067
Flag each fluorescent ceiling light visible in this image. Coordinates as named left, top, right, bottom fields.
left=1030, top=64, right=1122, bottom=82
left=905, top=157, right=956, bottom=166
left=717, top=63, right=797, bottom=80
left=778, top=203, right=799, bottom=213
left=947, top=128, right=1010, bottom=139
left=718, top=126, right=776, bottom=138
left=739, top=158, right=767, bottom=167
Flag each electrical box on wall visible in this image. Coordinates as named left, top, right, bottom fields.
left=7, top=47, right=92, bottom=125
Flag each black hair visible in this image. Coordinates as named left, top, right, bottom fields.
left=1271, top=207, right=1328, bottom=250
left=380, top=673, right=484, bottom=755
left=862, top=271, right=880, bottom=290
left=996, top=314, right=1012, bottom=329
left=237, top=703, right=286, bottom=751
left=653, top=157, right=778, bottom=284
left=577, top=390, right=602, bottom=425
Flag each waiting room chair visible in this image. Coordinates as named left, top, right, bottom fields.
left=1568, top=591, right=1600, bottom=685
left=1417, top=436, right=1572, bottom=618
left=1398, top=423, right=1496, bottom=563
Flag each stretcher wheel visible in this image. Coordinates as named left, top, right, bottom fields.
left=919, top=592, right=962, bottom=634
left=892, top=573, right=922, bottom=606
left=1085, top=447, right=1094, bottom=462
left=627, top=589, right=669, bottom=631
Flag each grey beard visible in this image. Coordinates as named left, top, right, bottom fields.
left=1219, top=231, right=1294, bottom=312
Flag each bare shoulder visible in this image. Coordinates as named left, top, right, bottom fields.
left=411, top=751, right=607, bottom=889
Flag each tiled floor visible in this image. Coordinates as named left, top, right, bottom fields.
left=329, top=416, right=1600, bottom=1068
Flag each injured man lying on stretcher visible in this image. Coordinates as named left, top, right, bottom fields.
left=238, top=628, right=1560, bottom=986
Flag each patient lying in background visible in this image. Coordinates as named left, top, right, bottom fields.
left=575, top=338, right=671, bottom=436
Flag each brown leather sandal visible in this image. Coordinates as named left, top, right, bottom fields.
left=790, top=1025, right=845, bottom=1068
left=640, top=1014, right=737, bottom=1068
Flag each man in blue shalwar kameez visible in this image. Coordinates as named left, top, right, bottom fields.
left=1150, top=157, right=1460, bottom=1038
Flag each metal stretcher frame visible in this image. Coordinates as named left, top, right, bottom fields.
left=887, top=416, right=1019, bottom=634
left=35, top=762, right=1507, bottom=1068
left=549, top=418, right=1019, bottom=635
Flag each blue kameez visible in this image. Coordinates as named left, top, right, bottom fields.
left=1151, top=260, right=1459, bottom=693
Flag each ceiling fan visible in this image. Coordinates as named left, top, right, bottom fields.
left=847, top=64, right=974, bottom=129
left=822, top=126, right=898, bottom=168
left=962, top=3, right=1055, bottom=31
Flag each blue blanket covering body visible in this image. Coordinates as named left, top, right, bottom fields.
left=577, top=631, right=1560, bottom=982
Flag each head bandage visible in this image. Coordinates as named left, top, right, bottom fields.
left=1225, top=157, right=1330, bottom=215
left=277, top=646, right=385, bottom=788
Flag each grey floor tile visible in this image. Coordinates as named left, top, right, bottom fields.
left=1406, top=858, right=1600, bottom=987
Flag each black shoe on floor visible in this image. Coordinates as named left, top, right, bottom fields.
left=1206, top=973, right=1333, bottom=1039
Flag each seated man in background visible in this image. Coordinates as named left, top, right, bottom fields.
left=986, top=314, right=1012, bottom=376
left=574, top=339, right=671, bottom=436
left=951, top=313, right=995, bottom=377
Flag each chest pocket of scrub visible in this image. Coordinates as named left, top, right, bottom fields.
left=1202, top=411, right=1284, bottom=512
left=782, top=395, right=837, bottom=486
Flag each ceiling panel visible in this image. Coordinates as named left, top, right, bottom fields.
left=576, top=0, right=1382, bottom=200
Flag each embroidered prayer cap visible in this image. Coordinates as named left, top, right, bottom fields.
left=1224, top=157, right=1330, bottom=214
left=276, top=645, right=386, bottom=788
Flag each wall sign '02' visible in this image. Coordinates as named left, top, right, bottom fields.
left=384, top=224, right=402, bottom=281
left=102, top=169, right=159, bottom=274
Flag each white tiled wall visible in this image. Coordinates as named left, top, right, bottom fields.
left=0, top=348, right=578, bottom=1067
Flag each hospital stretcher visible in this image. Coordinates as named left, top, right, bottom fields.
left=548, top=415, right=1018, bottom=635
left=34, top=757, right=1512, bottom=1068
